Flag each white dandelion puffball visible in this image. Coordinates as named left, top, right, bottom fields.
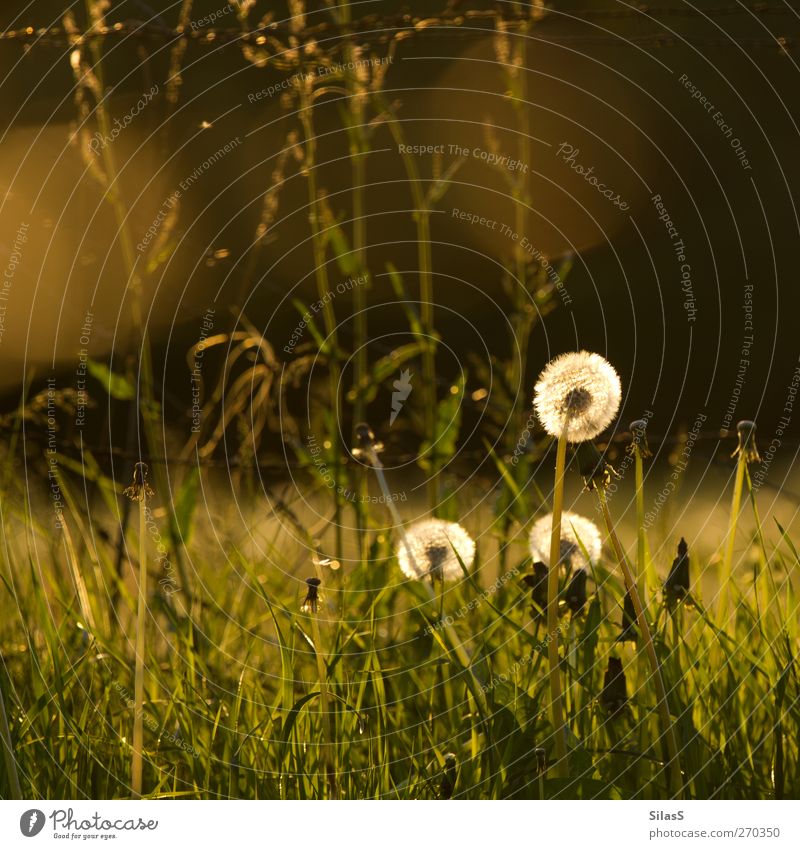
left=396, top=519, right=476, bottom=582
left=529, top=511, right=602, bottom=569
left=534, top=351, right=621, bottom=442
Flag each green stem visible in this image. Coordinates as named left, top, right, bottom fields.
left=298, top=88, right=344, bottom=559
left=132, top=495, right=147, bottom=797
left=547, top=434, right=569, bottom=779
left=598, top=488, right=683, bottom=798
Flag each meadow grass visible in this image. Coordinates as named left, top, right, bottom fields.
left=0, top=435, right=797, bottom=801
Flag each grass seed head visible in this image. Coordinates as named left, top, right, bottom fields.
left=533, top=351, right=621, bottom=442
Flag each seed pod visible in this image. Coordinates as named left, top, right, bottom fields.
left=522, top=561, right=549, bottom=616
left=575, top=441, right=620, bottom=492
left=600, top=656, right=628, bottom=716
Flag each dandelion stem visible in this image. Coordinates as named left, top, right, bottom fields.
left=633, top=445, right=655, bottom=598
left=547, top=433, right=569, bottom=778
left=307, top=575, right=337, bottom=799
left=132, top=493, right=147, bottom=798
left=720, top=451, right=746, bottom=621
left=597, top=488, right=683, bottom=798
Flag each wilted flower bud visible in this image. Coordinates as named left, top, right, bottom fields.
left=575, top=441, right=620, bottom=492
left=600, top=656, right=628, bottom=716
left=534, top=747, right=547, bottom=774
left=732, top=420, right=760, bottom=464
left=563, top=568, right=588, bottom=615
left=301, top=577, right=322, bottom=614
left=522, top=561, right=549, bottom=616
left=439, top=753, right=457, bottom=799
left=628, top=419, right=652, bottom=458
left=351, top=422, right=384, bottom=462
left=123, top=462, right=154, bottom=502
left=529, top=511, right=602, bottom=569
left=664, top=537, right=690, bottom=604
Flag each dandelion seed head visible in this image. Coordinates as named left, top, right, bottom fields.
left=528, top=510, right=602, bottom=568
left=396, top=519, right=475, bottom=582
left=533, top=351, right=621, bottom=442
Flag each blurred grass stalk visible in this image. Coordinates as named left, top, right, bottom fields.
left=597, top=488, right=683, bottom=798
left=131, top=492, right=147, bottom=797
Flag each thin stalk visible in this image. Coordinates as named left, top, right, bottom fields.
left=132, top=494, right=147, bottom=797
left=0, top=678, right=21, bottom=798
left=719, top=453, right=746, bottom=620
left=308, top=594, right=336, bottom=798
left=547, top=434, right=569, bottom=778
left=634, top=446, right=656, bottom=598
left=597, top=488, right=683, bottom=798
